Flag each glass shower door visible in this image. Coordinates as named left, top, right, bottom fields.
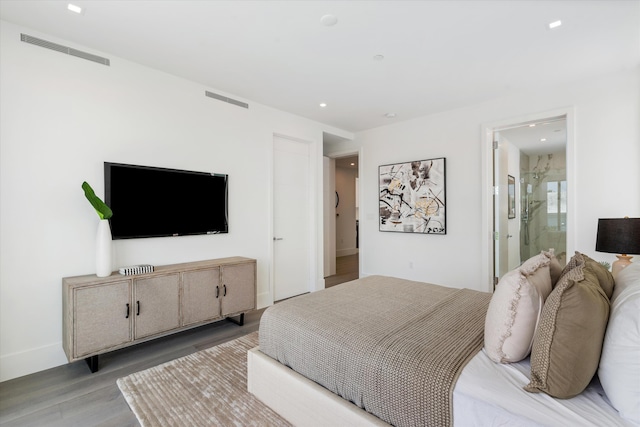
left=520, top=165, right=567, bottom=265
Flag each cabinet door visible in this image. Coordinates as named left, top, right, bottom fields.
left=74, top=280, right=132, bottom=358
left=220, top=262, right=256, bottom=316
left=182, top=268, right=221, bottom=326
left=134, top=274, right=180, bottom=339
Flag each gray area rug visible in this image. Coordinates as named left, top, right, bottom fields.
left=117, top=332, right=291, bottom=427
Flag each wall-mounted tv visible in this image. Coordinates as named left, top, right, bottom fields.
left=105, top=162, right=228, bottom=239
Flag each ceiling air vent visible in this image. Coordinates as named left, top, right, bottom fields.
left=205, top=91, right=249, bottom=109
left=20, top=34, right=110, bottom=66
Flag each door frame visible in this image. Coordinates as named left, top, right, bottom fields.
left=324, top=146, right=363, bottom=279
left=480, top=107, right=576, bottom=293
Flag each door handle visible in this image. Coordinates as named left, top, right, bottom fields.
left=273, top=237, right=283, bottom=241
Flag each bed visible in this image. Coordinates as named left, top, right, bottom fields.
left=248, top=252, right=640, bottom=427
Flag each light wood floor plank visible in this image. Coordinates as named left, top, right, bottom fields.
left=0, top=313, right=263, bottom=426
left=325, top=254, right=359, bottom=287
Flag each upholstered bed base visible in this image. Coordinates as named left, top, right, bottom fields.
left=247, top=346, right=389, bottom=427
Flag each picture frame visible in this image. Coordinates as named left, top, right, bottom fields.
left=379, top=157, right=446, bottom=234
left=508, top=175, right=516, bottom=219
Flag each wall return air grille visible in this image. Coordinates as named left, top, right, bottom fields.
left=205, top=91, right=249, bottom=109
left=20, top=34, right=110, bottom=66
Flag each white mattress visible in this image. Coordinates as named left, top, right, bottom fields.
left=453, top=348, right=633, bottom=427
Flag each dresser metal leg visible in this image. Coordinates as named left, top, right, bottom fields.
left=226, top=312, right=245, bottom=326
left=85, top=355, right=99, bottom=373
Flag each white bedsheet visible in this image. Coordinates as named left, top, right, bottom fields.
left=453, top=348, right=634, bottom=427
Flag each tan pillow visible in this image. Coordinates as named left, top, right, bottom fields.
left=582, top=253, right=614, bottom=299
left=525, top=255, right=610, bottom=398
left=484, top=252, right=553, bottom=363
left=557, top=252, right=614, bottom=297
left=548, top=251, right=563, bottom=286
left=556, top=251, right=581, bottom=280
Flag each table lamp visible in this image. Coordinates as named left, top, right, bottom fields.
left=595, top=217, right=640, bottom=278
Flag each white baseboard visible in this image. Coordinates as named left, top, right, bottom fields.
left=1, top=342, right=67, bottom=382
left=256, top=291, right=272, bottom=310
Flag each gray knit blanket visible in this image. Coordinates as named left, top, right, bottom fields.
left=259, top=275, right=491, bottom=427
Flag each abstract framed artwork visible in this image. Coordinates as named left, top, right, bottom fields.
left=379, top=157, right=446, bottom=234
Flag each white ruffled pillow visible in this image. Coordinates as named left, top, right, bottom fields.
left=598, top=263, right=640, bottom=423
left=484, top=251, right=554, bottom=363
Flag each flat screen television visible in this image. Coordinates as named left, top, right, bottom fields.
left=104, top=162, right=228, bottom=239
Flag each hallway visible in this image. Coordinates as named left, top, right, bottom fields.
left=325, top=254, right=359, bottom=288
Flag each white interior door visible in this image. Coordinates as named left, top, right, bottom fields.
left=273, top=136, right=311, bottom=301
left=493, top=132, right=509, bottom=283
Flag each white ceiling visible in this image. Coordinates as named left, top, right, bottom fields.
left=1, top=1, right=638, bottom=133
left=499, top=117, right=567, bottom=156
left=335, top=155, right=358, bottom=169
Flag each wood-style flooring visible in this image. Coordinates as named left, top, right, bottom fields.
left=0, top=255, right=358, bottom=427
left=0, top=312, right=264, bottom=427
left=324, top=253, right=359, bottom=288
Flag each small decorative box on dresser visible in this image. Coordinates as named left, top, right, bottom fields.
left=62, top=257, right=256, bottom=372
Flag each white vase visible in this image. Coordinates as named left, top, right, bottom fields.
left=96, top=219, right=112, bottom=277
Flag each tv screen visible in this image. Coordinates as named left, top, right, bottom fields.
left=105, top=162, right=228, bottom=239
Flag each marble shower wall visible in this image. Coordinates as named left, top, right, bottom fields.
left=520, top=150, right=567, bottom=265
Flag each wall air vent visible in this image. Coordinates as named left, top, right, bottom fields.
left=20, top=34, right=110, bottom=66
left=205, top=91, right=249, bottom=109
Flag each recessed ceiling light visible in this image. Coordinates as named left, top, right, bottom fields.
left=350, top=163, right=355, bottom=166
left=548, top=20, right=562, bottom=29
left=320, top=14, right=338, bottom=27
left=373, top=54, right=385, bottom=61
left=67, top=3, right=83, bottom=14
left=384, top=113, right=397, bottom=119
left=540, top=138, right=547, bottom=142
left=319, top=103, right=327, bottom=108
left=528, top=124, right=536, bottom=127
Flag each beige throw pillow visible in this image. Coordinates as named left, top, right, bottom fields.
left=484, top=252, right=554, bottom=363
left=520, top=251, right=554, bottom=300
left=525, top=253, right=610, bottom=398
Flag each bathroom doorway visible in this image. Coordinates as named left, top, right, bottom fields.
left=492, top=116, right=568, bottom=286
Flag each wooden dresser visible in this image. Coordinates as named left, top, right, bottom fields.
left=62, top=257, right=256, bottom=372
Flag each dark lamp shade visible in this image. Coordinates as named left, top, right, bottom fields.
left=595, top=218, right=640, bottom=255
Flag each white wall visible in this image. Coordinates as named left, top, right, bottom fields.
left=327, top=67, right=640, bottom=292
left=0, top=21, right=352, bottom=381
